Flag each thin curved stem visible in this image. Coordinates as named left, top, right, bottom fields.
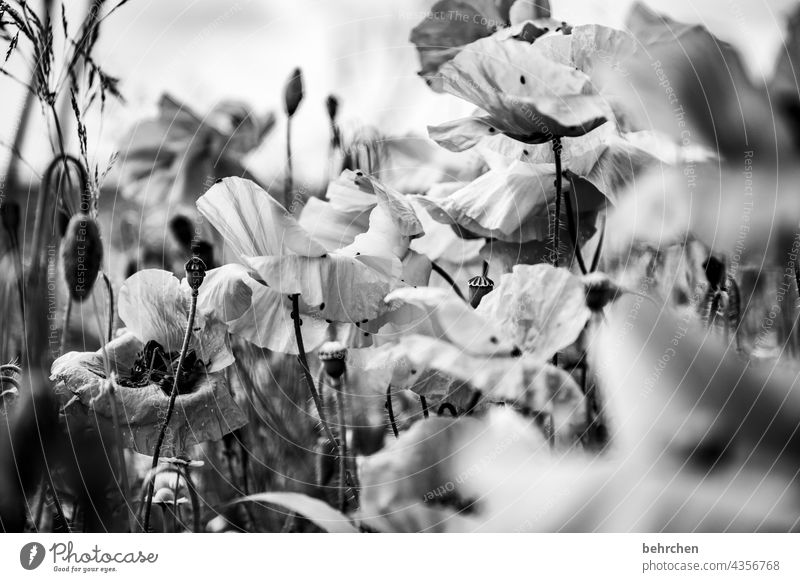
left=102, top=272, right=114, bottom=343
left=590, top=214, right=606, bottom=273
left=385, top=385, right=399, bottom=438
left=430, top=261, right=466, bottom=301
left=142, top=289, right=199, bottom=532
left=552, top=138, right=563, bottom=268
left=290, top=295, right=340, bottom=455
left=562, top=188, right=588, bottom=275
left=419, top=394, right=429, bottom=419
left=285, top=117, right=293, bottom=206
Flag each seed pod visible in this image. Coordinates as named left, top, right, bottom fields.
left=582, top=272, right=620, bottom=311
left=318, top=340, right=347, bottom=379
left=61, top=213, right=103, bottom=303
left=326, top=94, right=339, bottom=122
left=467, top=275, right=494, bottom=308
left=185, top=255, right=207, bottom=291
left=169, top=214, right=195, bottom=250
left=284, top=67, right=304, bottom=117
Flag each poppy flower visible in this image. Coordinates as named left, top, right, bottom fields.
left=119, top=94, right=274, bottom=207
left=51, top=332, right=247, bottom=456
left=50, top=267, right=251, bottom=455
left=195, top=175, right=430, bottom=353
left=409, top=0, right=553, bottom=91
left=427, top=33, right=612, bottom=152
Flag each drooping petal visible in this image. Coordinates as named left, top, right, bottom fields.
left=413, top=161, right=553, bottom=242
left=244, top=254, right=395, bottom=324
left=298, top=197, right=371, bottom=252
left=477, top=264, right=591, bottom=359
left=187, top=264, right=253, bottom=324
left=226, top=278, right=328, bottom=355
left=437, top=35, right=610, bottom=143
left=384, top=286, right=515, bottom=355
left=197, top=177, right=327, bottom=260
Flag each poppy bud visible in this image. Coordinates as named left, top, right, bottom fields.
left=61, top=213, right=103, bottom=303
left=185, top=255, right=207, bottom=292
left=169, top=214, right=195, bottom=250
left=284, top=67, right=304, bottom=117
left=467, top=275, right=494, bottom=308
left=326, top=94, right=339, bottom=122
left=1, top=201, right=20, bottom=246
left=582, top=272, right=620, bottom=311
left=318, top=340, right=347, bottom=379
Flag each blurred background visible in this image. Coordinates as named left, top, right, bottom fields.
left=1, top=0, right=797, bottom=191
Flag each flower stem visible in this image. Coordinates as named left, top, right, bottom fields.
left=334, top=379, right=348, bottom=512
left=430, top=261, right=466, bottom=302
left=285, top=117, right=293, bottom=206
left=590, top=214, right=606, bottom=273
left=419, top=394, right=429, bottom=419
left=562, top=188, right=588, bottom=275
left=552, top=138, right=563, bottom=268
left=385, top=385, right=399, bottom=438
left=142, top=288, right=199, bottom=532
left=102, top=272, right=114, bottom=343
left=290, top=294, right=340, bottom=457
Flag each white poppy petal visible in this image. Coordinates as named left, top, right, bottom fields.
left=118, top=270, right=187, bottom=353
left=477, top=264, right=591, bottom=359
left=197, top=177, right=326, bottom=260
left=244, top=254, right=395, bottom=323
left=227, top=279, right=328, bottom=355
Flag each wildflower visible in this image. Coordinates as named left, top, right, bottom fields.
left=409, top=0, right=553, bottom=90
left=196, top=175, right=430, bottom=352
left=50, top=266, right=251, bottom=454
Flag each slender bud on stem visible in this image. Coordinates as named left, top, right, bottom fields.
left=284, top=67, right=304, bottom=118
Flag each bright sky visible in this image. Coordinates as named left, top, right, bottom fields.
left=1, top=0, right=797, bottom=187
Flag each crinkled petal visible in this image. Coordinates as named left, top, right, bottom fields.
left=227, top=278, right=328, bottom=355
left=186, top=264, right=253, bottom=324
left=298, top=197, right=371, bottom=252
left=244, top=254, right=395, bottom=323
left=477, top=264, right=591, bottom=359
left=50, top=333, right=247, bottom=456
left=385, top=286, right=514, bottom=355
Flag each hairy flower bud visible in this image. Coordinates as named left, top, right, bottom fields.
left=61, top=213, right=103, bottom=303
left=284, top=67, right=304, bottom=117
left=1, top=201, right=20, bottom=246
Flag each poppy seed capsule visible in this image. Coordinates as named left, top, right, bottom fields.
left=284, top=67, right=304, bottom=117
left=185, top=255, right=207, bottom=291
left=318, top=340, right=347, bottom=379
left=467, top=275, right=494, bottom=308
left=582, top=272, right=620, bottom=311
left=61, top=213, right=103, bottom=303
